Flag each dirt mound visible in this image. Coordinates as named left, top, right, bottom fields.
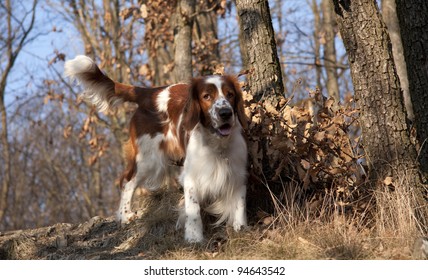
left=0, top=214, right=178, bottom=260
left=0, top=189, right=185, bottom=260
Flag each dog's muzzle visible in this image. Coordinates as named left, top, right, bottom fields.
left=210, top=98, right=235, bottom=137
left=217, top=108, right=233, bottom=136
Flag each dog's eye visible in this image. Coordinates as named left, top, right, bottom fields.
left=203, top=93, right=211, bottom=100
left=226, top=91, right=234, bottom=99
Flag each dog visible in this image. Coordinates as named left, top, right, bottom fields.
left=64, top=55, right=248, bottom=242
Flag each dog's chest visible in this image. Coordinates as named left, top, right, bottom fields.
left=182, top=128, right=247, bottom=198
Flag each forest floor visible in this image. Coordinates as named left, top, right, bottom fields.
left=0, top=214, right=422, bottom=260
left=0, top=189, right=425, bottom=260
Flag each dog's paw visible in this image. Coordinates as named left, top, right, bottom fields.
left=116, top=210, right=137, bottom=225
left=185, top=232, right=204, bottom=243
left=184, top=225, right=204, bottom=243
left=233, top=221, right=247, bottom=232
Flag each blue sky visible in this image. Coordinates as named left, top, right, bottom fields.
left=4, top=0, right=348, bottom=113
left=5, top=1, right=74, bottom=107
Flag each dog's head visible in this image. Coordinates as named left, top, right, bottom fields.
left=183, top=75, right=247, bottom=137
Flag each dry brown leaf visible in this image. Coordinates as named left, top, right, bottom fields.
left=301, top=159, right=310, bottom=170
left=383, top=176, right=393, bottom=186
left=140, top=4, right=148, bottom=18
left=265, top=101, right=278, bottom=115
left=314, top=131, right=326, bottom=142
left=139, top=64, right=150, bottom=76
left=63, top=126, right=72, bottom=139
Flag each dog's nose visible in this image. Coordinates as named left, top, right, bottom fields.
left=219, top=108, right=233, bottom=121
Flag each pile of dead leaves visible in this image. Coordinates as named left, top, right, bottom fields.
left=243, top=87, right=368, bottom=214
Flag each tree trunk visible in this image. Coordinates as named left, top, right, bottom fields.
left=312, top=0, right=323, bottom=89
left=235, top=0, right=284, bottom=102
left=237, top=7, right=250, bottom=70
left=322, top=0, right=340, bottom=104
left=149, top=44, right=174, bottom=86
left=102, top=0, right=129, bottom=84
left=144, top=0, right=175, bottom=86
left=332, top=0, right=427, bottom=231
left=173, top=0, right=196, bottom=83
left=0, top=97, right=11, bottom=224
left=395, top=0, right=428, bottom=177
left=272, top=0, right=289, bottom=95
left=193, top=1, right=220, bottom=76
left=381, top=0, right=413, bottom=121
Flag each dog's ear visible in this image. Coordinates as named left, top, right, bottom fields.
left=182, top=78, right=202, bottom=131
left=228, top=76, right=248, bottom=130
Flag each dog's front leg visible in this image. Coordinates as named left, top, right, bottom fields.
left=183, top=178, right=203, bottom=243
left=233, top=185, right=247, bottom=231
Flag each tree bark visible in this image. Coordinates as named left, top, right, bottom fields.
left=144, top=0, right=175, bottom=86
left=235, top=0, right=284, bottom=102
left=381, top=0, right=413, bottom=121
left=102, top=0, right=129, bottom=84
left=173, top=0, right=196, bottom=83
left=193, top=1, right=220, bottom=76
left=395, top=0, right=428, bottom=177
left=322, top=0, right=340, bottom=104
left=0, top=96, right=11, bottom=224
left=149, top=43, right=174, bottom=86
left=332, top=0, right=427, bottom=231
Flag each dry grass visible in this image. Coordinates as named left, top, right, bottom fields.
left=158, top=219, right=413, bottom=260
left=1, top=179, right=423, bottom=260
left=375, top=175, right=424, bottom=238
left=148, top=180, right=421, bottom=260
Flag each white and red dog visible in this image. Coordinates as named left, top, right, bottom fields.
left=64, top=56, right=248, bottom=242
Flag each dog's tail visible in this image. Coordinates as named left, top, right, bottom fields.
left=64, top=55, right=138, bottom=113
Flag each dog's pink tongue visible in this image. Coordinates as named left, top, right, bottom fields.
left=218, top=125, right=232, bottom=136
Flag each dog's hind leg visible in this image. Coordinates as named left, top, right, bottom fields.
left=116, top=178, right=138, bottom=224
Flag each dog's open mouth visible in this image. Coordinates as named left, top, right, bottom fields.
left=217, top=124, right=232, bottom=136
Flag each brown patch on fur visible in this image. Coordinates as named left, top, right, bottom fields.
left=224, top=75, right=248, bottom=130
left=182, top=78, right=203, bottom=131
left=114, top=82, right=138, bottom=102
left=168, top=84, right=189, bottom=124
left=120, top=138, right=137, bottom=188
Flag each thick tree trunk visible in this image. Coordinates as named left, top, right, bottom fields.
left=235, top=0, right=285, bottom=197
left=173, top=0, right=196, bottom=83
left=381, top=0, right=413, bottom=121
left=237, top=14, right=249, bottom=70
left=322, top=0, right=340, bottom=104
left=332, top=0, right=427, bottom=231
left=395, top=0, right=428, bottom=177
left=235, top=0, right=284, bottom=102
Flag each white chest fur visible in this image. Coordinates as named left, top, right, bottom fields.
left=180, top=122, right=248, bottom=242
